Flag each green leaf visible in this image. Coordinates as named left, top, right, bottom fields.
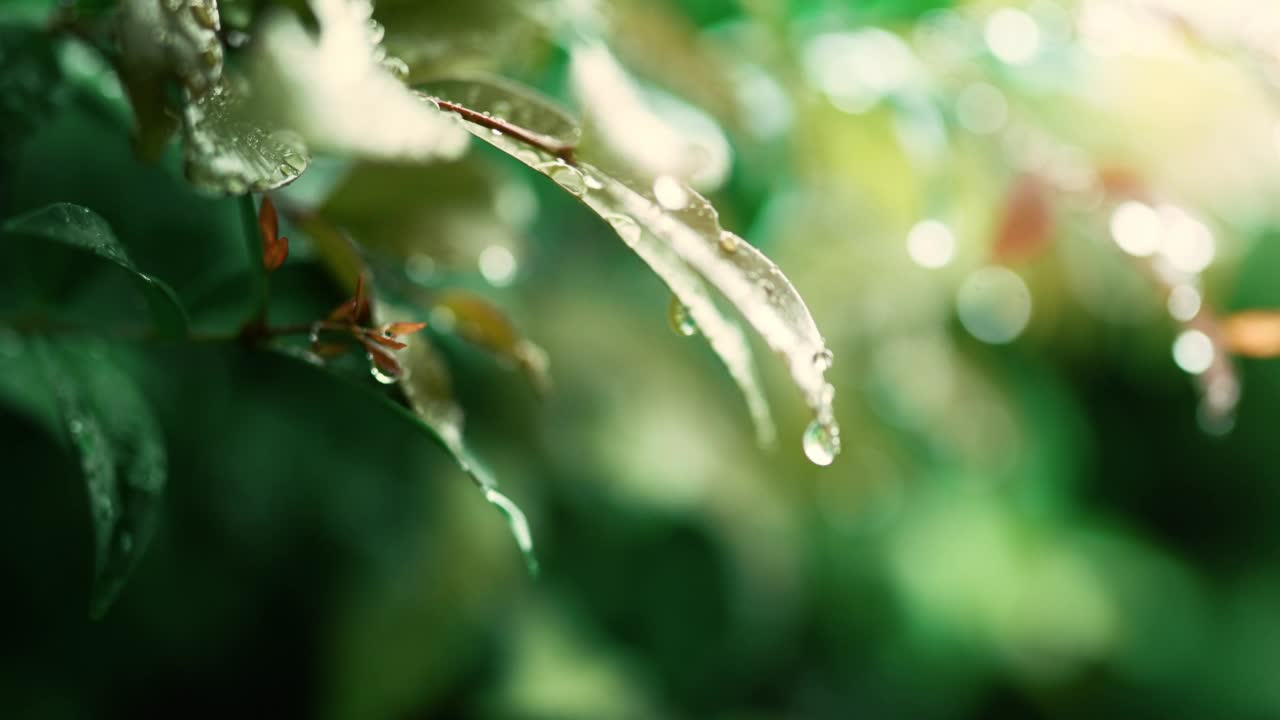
left=374, top=300, right=539, bottom=575
left=23, top=338, right=167, bottom=618
left=0, top=25, right=65, bottom=157
left=3, top=203, right=190, bottom=338
left=418, top=78, right=842, bottom=456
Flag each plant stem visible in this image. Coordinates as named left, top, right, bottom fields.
left=428, top=96, right=577, bottom=163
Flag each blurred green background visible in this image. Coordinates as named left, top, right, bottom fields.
left=5, top=0, right=1280, bottom=718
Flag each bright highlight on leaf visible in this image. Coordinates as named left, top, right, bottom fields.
left=419, top=79, right=838, bottom=462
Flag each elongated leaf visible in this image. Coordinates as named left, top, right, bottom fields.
left=3, top=204, right=189, bottom=338
left=375, top=300, right=538, bottom=573
left=418, top=80, right=839, bottom=459
left=31, top=339, right=167, bottom=618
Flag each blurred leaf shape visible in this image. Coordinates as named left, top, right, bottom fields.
left=569, top=41, right=732, bottom=190
left=117, top=0, right=224, bottom=97
left=372, top=0, right=551, bottom=79
left=430, top=289, right=550, bottom=396
left=0, top=25, right=65, bottom=157
left=247, top=0, right=470, bottom=163
left=3, top=204, right=189, bottom=338
left=32, top=338, right=167, bottom=618
left=419, top=79, right=839, bottom=459
left=376, top=300, right=538, bottom=573
left=318, top=157, right=528, bottom=277
left=1222, top=311, right=1280, bottom=358
left=182, top=76, right=311, bottom=194
left=992, top=173, right=1054, bottom=263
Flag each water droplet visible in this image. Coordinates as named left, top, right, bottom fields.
left=370, top=362, right=399, bottom=385
left=803, top=418, right=841, bottom=466
left=813, top=348, right=834, bottom=372
left=381, top=56, right=409, bottom=80
left=717, top=231, right=740, bottom=254
left=583, top=173, right=604, bottom=190
left=547, top=163, right=586, bottom=196
left=653, top=175, right=689, bottom=210
left=667, top=296, right=698, bottom=337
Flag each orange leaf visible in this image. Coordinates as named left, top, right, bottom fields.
left=258, top=196, right=289, bottom=272
left=362, top=329, right=408, bottom=351
left=362, top=338, right=403, bottom=379
left=1223, top=311, right=1280, bottom=358
left=328, top=274, right=368, bottom=324
left=384, top=321, right=428, bottom=337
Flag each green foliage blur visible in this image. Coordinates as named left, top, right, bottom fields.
left=4, top=0, right=1280, bottom=718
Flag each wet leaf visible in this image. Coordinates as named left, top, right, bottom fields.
left=376, top=300, right=539, bottom=573
left=430, top=289, right=550, bottom=396
left=372, top=0, right=551, bottom=78
left=31, top=338, right=167, bottom=618
left=248, top=0, right=470, bottom=163
left=117, top=0, right=224, bottom=98
left=182, top=76, right=311, bottom=195
left=3, top=204, right=189, bottom=338
left=569, top=41, right=732, bottom=190
left=422, top=81, right=838, bottom=458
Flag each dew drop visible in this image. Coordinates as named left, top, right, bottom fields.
left=813, top=348, right=834, bottom=372
left=370, top=363, right=399, bottom=385
left=547, top=163, right=586, bottom=196
left=667, top=296, right=698, bottom=337
left=717, top=231, right=740, bottom=254
left=653, top=175, right=689, bottom=210
left=803, top=418, right=841, bottom=466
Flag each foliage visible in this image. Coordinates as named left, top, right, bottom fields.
left=5, top=0, right=1280, bottom=718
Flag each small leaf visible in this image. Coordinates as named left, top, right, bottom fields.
left=384, top=321, right=428, bottom=336
left=1223, top=311, right=1280, bottom=358
left=31, top=338, right=168, bottom=618
left=258, top=195, right=290, bottom=271
left=3, top=203, right=189, bottom=338
left=376, top=300, right=538, bottom=574
left=328, top=273, right=369, bottom=324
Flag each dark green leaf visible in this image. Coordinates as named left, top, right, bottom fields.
left=3, top=203, right=190, bottom=338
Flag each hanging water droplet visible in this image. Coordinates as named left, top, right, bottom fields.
left=803, top=418, right=841, bottom=466
left=381, top=56, right=409, bottom=80
left=370, top=362, right=399, bottom=385
left=667, top=296, right=698, bottom=337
